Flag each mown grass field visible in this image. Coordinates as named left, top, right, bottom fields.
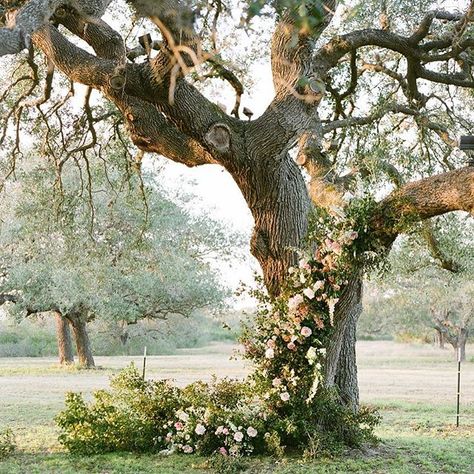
left=0, top=341, right=473, bottom=473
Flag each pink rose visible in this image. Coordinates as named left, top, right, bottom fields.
left=301, top=326, right=312, bottom=337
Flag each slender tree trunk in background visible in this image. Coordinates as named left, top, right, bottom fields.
left=55, top=311, right=74, bottom=365
left=335, top=297, right=361, bottom=411
left=435, top=329, right=445, bottom=349
left=68, top=315, right=95, bottom=368
left=455, top=328, right=468, bottom=362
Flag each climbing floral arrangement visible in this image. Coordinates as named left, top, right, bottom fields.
left=56, top=198, right=383, bottom=460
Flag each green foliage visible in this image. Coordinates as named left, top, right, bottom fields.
left=0, top=427, right=15, bottom=460
left=246, top=0, right=326, bottom=33
left=56, top=363, right=378, bottom=459
left=0, top=319, right=57, bottom=357
left=0, top=154, right=233, bottom=329
left=360, top=214, right=474, bottom=342
left=0, top=310, right=237, bottom=358
left=56, top=364, right=269, bottom=456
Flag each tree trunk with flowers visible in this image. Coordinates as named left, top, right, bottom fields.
left=1, top=0, right=474, bottom=417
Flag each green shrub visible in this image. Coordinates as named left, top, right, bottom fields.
left=56, top=364, right=379, bottom=459
left=0, top=428, right=15, bottom=460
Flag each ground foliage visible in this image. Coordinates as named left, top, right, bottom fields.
left=0, top=428, right=15, bottom=461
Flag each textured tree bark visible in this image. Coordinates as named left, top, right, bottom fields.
left=233, top=150, right=361, bottom=409
left=324, top=279, right=362, bottom=409
left=54, top=311, right=74, bottom=365
left=334, top=296, right=361, bottom=411
left=238, top=155, right=312, bottom=296
left=68, top=315, right=95, bottom=368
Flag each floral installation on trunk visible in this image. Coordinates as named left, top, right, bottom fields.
left=241, top=197, right=387, bottom=414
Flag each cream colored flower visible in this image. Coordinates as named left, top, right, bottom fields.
left=195, top=423, right=206, bottom=435
left=247, top=426, right=258, bottom=437
left=280, top=391, right=290, bottom=402
left=265, top=348, right=275, bottom=359
left=303, top=288, right=315, bottom=299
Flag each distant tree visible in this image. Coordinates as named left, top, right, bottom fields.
left=361, top=214, right=473, bottom=360
left=0, top=155, right=235, bottom=366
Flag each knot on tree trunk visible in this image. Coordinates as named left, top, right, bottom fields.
left=250, top=228, right=272, bottom=261
left=205, top=123, right=231, bottom=153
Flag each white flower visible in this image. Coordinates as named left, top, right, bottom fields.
left=215, top=426, right=224, bottom=435
left=176, top=410, right=189, bottom=422
left=288, top=294, right=304, bottom=311
left=303, top=288, right=315, bottom=299
left=300, top=273, right=307, bottom=284
left=234, top=431, right=244, bottom=442
left=247, top=426, right=258, bottom=438
left=272, top=377, right=282, bottom=387
left=327, top=298, right=339, bottom=325
left=280, top=391, right=290, bottom=402
left=265, top=348, right=275, bottom=359
left=288, top=266, right=295, bottom=274
left=182, top=445, right=193, bottom=454
left=301, top=326, right=312, bottom=337
left=306, top=346, right=317, bottom=364
left=319, top=348, right=327, bottom=356
left=195, top=423, right=206, bottom=435
left=313, top=281, right=325, bottom=292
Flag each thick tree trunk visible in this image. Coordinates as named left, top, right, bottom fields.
left=335, top=299, right=361, bottom=411
left=324, top=278, right=362, bottom=410
left=234, top=154, right=312, bottom=296
left=232, top=153, right=361, bottom=410
left=68, top=315, right=95, bottom=368
left=55, top=311, right=74, bottom=365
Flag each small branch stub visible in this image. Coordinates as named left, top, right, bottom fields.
left=205, top=123, right=231, bottom=153
left=109, top=72, right=126, bottom=90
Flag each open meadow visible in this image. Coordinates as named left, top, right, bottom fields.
left=0, top=340, right=473, bottom=474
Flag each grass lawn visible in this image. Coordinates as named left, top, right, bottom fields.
left=0, top=341, right=473, bottom=473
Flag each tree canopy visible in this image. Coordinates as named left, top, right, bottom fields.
left=0, top=152, right=232, bottom=327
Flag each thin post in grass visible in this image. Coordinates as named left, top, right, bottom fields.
left=456, top=346, right=461, bottom=427
left=142, top=345, right=147, bottom=380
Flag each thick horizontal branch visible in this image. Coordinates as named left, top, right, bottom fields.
left=373, top=167, right=474, bottom=242
left=0, top=0, right=112, bottom=56
left=32, top=24, right=115, bottom=88
left=110, top=93, right=217, bottom=167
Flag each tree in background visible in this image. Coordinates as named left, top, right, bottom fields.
left=0, top=0, right=473, bottom=409
left=361, top=214, right=473, bottom=360
left=0, top=154, right=234, bottom=367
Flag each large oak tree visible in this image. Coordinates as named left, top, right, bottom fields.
left=0, top=0, right=473, bottom=408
